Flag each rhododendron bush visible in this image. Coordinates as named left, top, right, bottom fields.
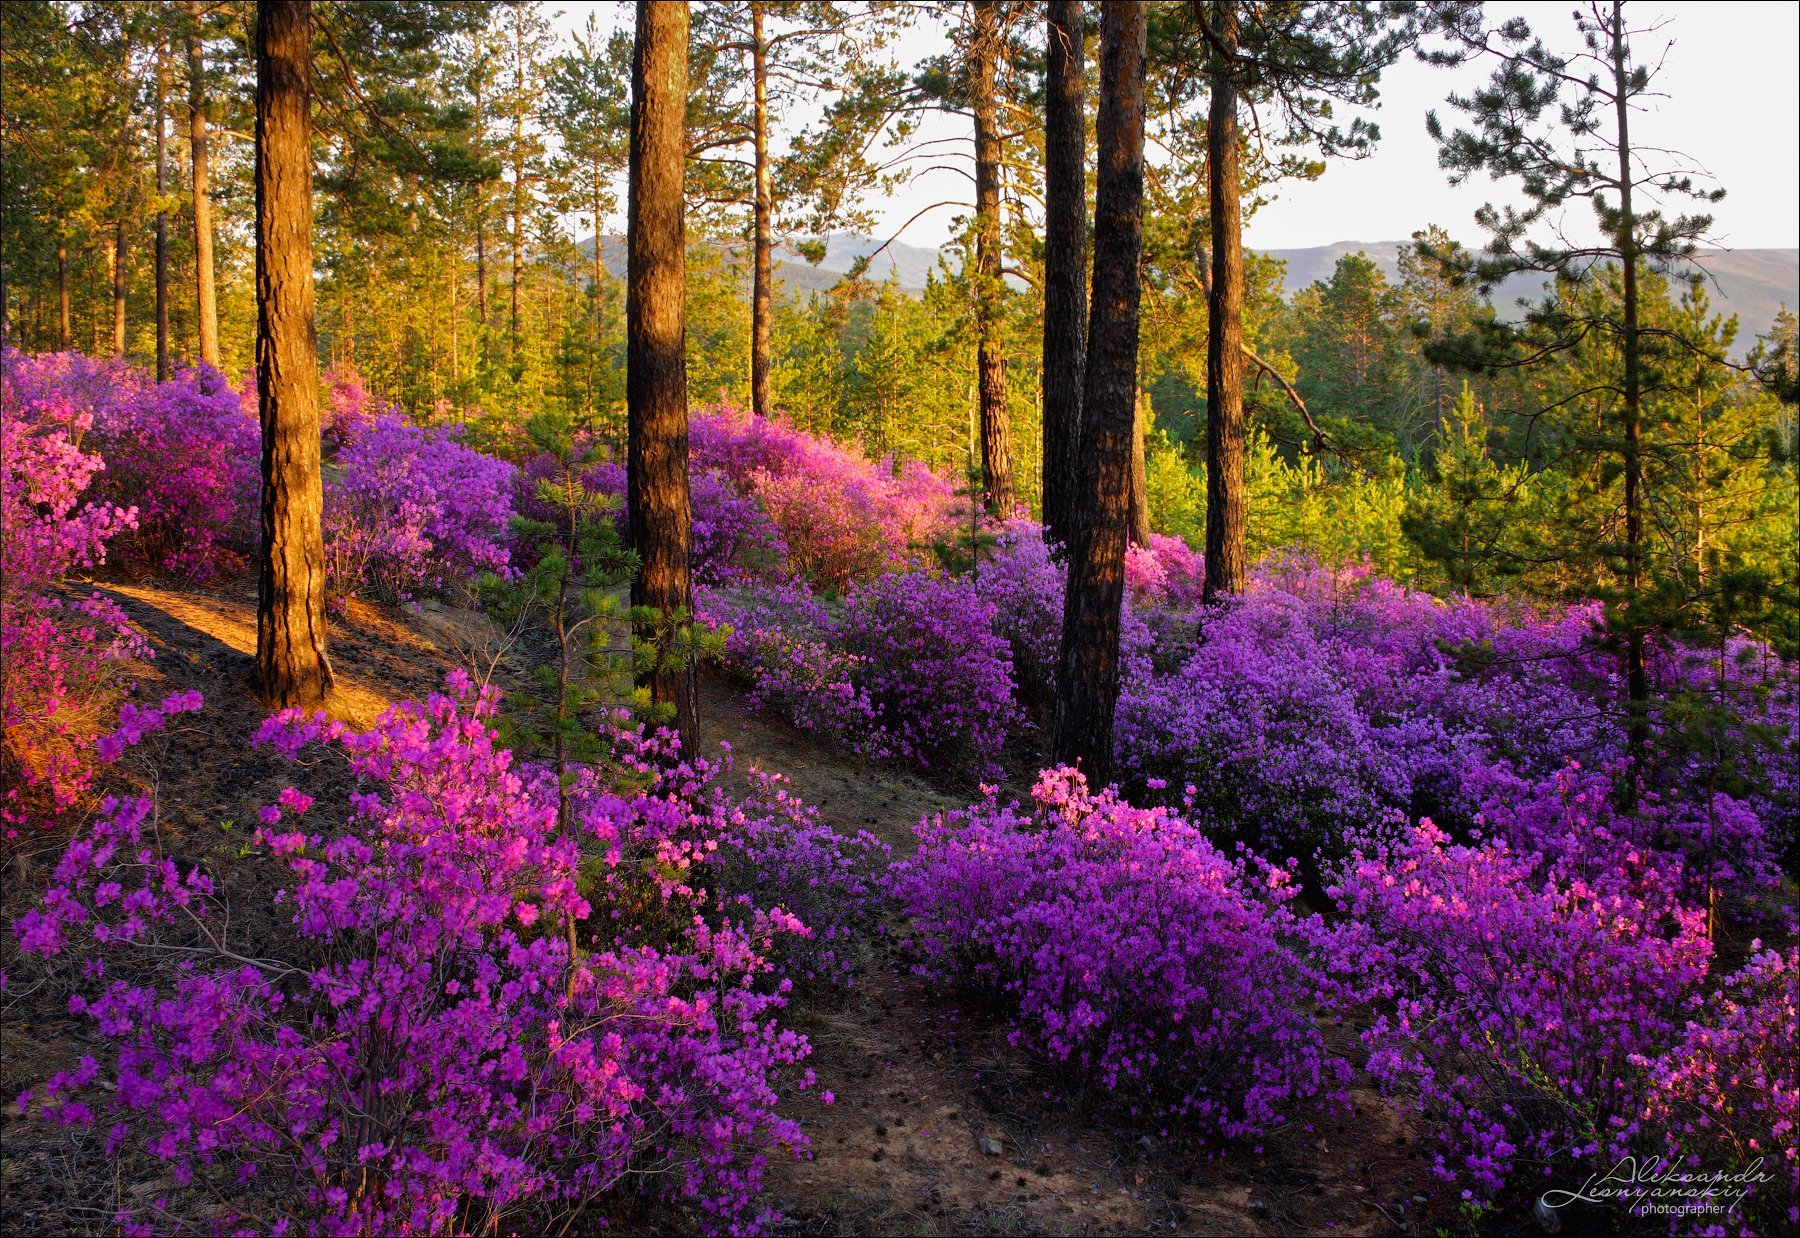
left=698, top=570, right=1020, bottom=779
left=4, top=349, right=257, bottom=580
left=1, top=381, right=148, bottom=825
left=12, top=680, right=871, bottom=1234
left=323, top=414, right=517, bottom=603
left=893, top=768, right=1346, bottom=1142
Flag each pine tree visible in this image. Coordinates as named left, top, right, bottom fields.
left=254, top=0, right=332, bottom=709
left=1052, top=0, right=1146, bottom=784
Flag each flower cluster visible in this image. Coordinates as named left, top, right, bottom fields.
left=15, top=680, right=826, bottom=1234
left=1308, top=817, right=1715, bottom=1201
left=699, top=570, right=1021, bottom=779
left=4, top=349, right=257, bottom=580
left=893, top=768, right=1345, bottom=1141
left=324, top=414, right=516, bottom=603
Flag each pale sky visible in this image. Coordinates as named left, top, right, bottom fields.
left=551, top=0, right=1800, bottom=252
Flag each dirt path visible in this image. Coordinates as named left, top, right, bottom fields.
left=695, top=679, right=1439, bottom=1237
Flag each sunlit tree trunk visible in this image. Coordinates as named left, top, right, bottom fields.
left=1201, top=0, right=1246, bottom=602
left=1052, top=0, right=1146, bottom=784
left=111, top=220, right=127, bottom=357
left=254, top=0, right=332, bottom=709
left=1610, top=0, right=1649, bottom=753
left=187, top=0, right=220, bottom=371
left=1129, top=386, right=1152, bottom=545
left=155, top=42, right=171, bottom=380
left=627, top=0, right=697, bottom=750
left=971, top=0, right=1013, bottom=515
left=1042, top=0, right=1086, bottom=551
left=750, top=0, right=775, bottom=421
left=57, top=243, right=71, bottom=350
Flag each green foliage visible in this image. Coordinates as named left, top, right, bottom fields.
left=481, top=411, right=633, bottom=808
left=1402, top=384, right=1537, bottom=595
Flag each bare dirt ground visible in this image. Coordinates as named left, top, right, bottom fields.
left=2, top=585, right=1444, bottom=1236
left=695, top=680, right=1444, bottom=1237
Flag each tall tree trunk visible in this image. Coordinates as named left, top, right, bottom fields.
left=509, top=10, right=526, bottom=380
left=57, top=243, right=71, bottom=349
left=592, top=171, right=606, bottom=361
left=627, top=0, right=697, bottom=750
left=1042, top=0, right=1087, bottom=551
left=750, top=0, right=774, bottom=422
left=186, top=0, right=220, bottom=371
left=155, top=43, right=171, bottom=380
left=971, top=0, right=1013, bottom=516
left=1129, top=385, right=1152, bottom=545
left=1201, top=0, right=1245, bottom=602
left=254, top=0, right=332, bottom=709
left=111, top=220, right=127, bottom=357
left=1051, top=0, right=1146, bottom=784
left=1611, top=0, right=1649, bottom=752
left=475, top=72, right=490, bottom=337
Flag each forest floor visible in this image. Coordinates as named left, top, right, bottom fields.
left=1, top=582, right=1450, bottom=1236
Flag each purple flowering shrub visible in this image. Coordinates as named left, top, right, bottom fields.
left=698, top=571, right=1021, bottom=779
left=893, top=768, right=1346, bottom=1141
left=1309, top=818, right=1716, bottom=1203
left=15, top=680, right=822, bottom=1235
left=3, top=349, right=258, bottom=580
left=1, top=389, right=152, bottom=827
left=1635, top=944, right=1798, bottom=1236
left=324, top=414, right=516, bottom=604
left=690, top=404, right=960, bottom=590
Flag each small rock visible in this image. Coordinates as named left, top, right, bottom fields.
left=1137, top=1134, right=1156, bottom=1151
left=979, top=1138, right=1005, bottom=1156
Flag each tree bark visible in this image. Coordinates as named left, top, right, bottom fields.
left=1051, top=0, right=1145, bottom=785
left=509, top=6, right=527, bottom=379
left=186, top=0, right=220, bottom=371
left=1129, top=385, right=1152, bottom=545
left=155, top=42, right=171, bottom=380
left=750, top=1, right=775, bottom=422
left=475, top=70, right=490, bottom=335
left=1610, top=0, right=1648, bottom=752
left=1201, top=0, right=1245, bottom=602
left=1042, top=0, right=1087, bottom=551
left=57, top=243, right=70, bottom=350
left=971, top=0, right=1013, bottom=516
left=111, top=219, right=127, bottom=358
left=627, top=0, right=698, bottom=750
left=254, top=0, right=332, bottom=709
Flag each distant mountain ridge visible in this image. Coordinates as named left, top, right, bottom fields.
left=585, top=232, right=1797, bottom=350
left=1264, top=241, right=1798, bottom=352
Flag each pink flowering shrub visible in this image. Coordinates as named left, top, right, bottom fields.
left=689, top=404, right=960, bottom=590
left=893, top=768, right=1346, bottom=1141
left=1310, top=818, right=1715, bottom=1204
left=699, top=570, right=1020, bottom=779
left=325, top=414, right=516, bottom=603
left=4, top=349, right=258, bottom=580
left=1, top=385, right=153, bottom=827
left=1635, top=944, right=1798, bottom=1236
left=15, top=680, right=820, bottom=1235
left=1123, top=533, right=1206, bottom=609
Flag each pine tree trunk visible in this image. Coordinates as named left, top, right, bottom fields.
left=1610, top=0, right=1649, bottom=752
left=111, top=219, right=127, bottom=357
left=1129, top=386, right=1152, bottom=545
left=971, top=0, right=1013, bottom=516
left=57, top=243, right=70, bottom=349
left=510, top=10, right=526, bottom=381
left=750, top=1, right=775, bottom=422
left=254, top=0, right=332, bottom=710
left=186, top=0, right=220, bottom=371
left=1051, top=0, right=1145, bottom=784
left=155, top=43, right=171, bottom=380
left=1042, top=0, right=1087, bottom=551
left=1201, top=0, right=1246, bottom=602
left=627, top=0, right=697, bottom=750
left=475, top=73, right=490, bottom=336
left=592, top=173, right=606, bottom=362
